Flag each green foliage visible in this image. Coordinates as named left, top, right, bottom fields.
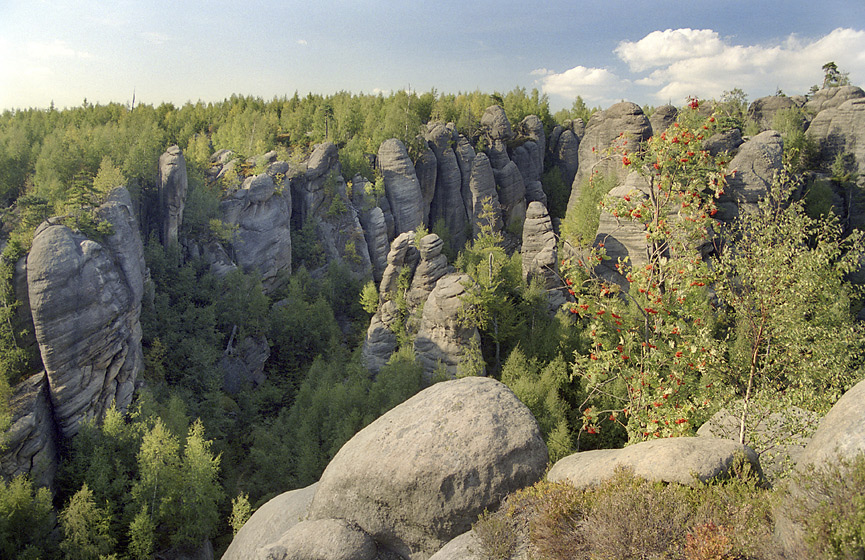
left=563, top=105, right=728, bottom=443
left=292, top=217, right=326, bottom=271
left=541, top=167, right=571, bottom=220
left=805, top=178, right=837, bottom=219
left=772, top=106, right=819, bottom=173
left=59, top=483, right=115, bottom=560
left=714, top=88, right=748, bottom=131
left=791, top=453, right=865, bottom=559
left=714, top=171, right=865, bottom=445
left=501, top=348, right=578, bottom=462
left=553, top=95, right=599, bottom=125
left=561, top=173, right=615, bottom=247
left=360, top=280, right=379, bottom=315
left=247, top=348, right=422, bottom=500
left=229, top=493, right=253, bottom=537
left=487, top=468, right=777, bottom=560
left=822, top=61, right=851, bottom=89
left=0, top=475, right=55, bottom=559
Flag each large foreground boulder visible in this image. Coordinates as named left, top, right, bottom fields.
left=306, top=377, right=548, bottom=559
left=222, top=483, right=318, bottom=560
left=547, top=437, right=762, bottom=489
left=776, top=378, right=865, bottom=555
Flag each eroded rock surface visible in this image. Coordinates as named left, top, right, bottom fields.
left=0, top=373, right=58, bottom=490
left=413, top=273, right=482, bottom=381
left=157, top=145, right=188, bottom=245
left=220, top=173, right=292, bottom=292
left=548, top=437, right=762, bottom=488
left=307, top=377, right=547, bottom=559
left=378, top=139, right=425, bottom=235
left=26, top=187, right=144, bottom=437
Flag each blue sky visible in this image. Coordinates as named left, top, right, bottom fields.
left=2, top=0, right=864, bottom=112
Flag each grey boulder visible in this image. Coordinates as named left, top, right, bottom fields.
left=547, top=436, right=762, bottom=488
left=307, top=377, right=547, bottom=559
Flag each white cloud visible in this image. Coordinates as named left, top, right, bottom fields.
left=530, top=68, right=553, bottom=77
left=615, top=29, right=724, bottom=72
left=620, top=27, right=865, bottom=104
left=534, top=65, right=625, bottom=105
left=140, top=32, right=169, bottom=46
left=297, top=39, right=308, bottom=46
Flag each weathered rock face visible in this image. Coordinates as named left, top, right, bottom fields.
left=26, top=187, right=145, bottom=438
left=454, top=135, right=477, bottom=227
left=521, top=201, right=559, bottom=294
left=796, top=378, right=865, bottom=468
left=427, top=123, right=469, bottom=250
left=494, top=161, right=527, bottom=231
left=805, top=85, right=865, bottom=114
left=721, top=130, right=784, bottom=219
left=414, top=144, right=437, bottom=224
left=157, top=145, right=188, bottom=246
left=378, top=139, right=425, bottom=235
left=221, top=335, right=270, bottom=394
left=480, top=105, right=513, bottom=170
left=467, top=153, right=502, bottom=239
left=594, top=173, right=651, bottom=280
left=776, top=379, right=865, bottom=555
left=0, top=373, right=59, bottom=490
left=307, top=377, right=548, bottom=559
left=362, top=233, right=419, bottom=374
left=261, top=519, right=378, bottom=560
left=747, top=95, right=799, bottom=131
left=362, top=206, right=390, bottom=283
left=220, top=173, right=292, bottom=292
left=704, top=128, right=744, bottom=157
left=517, top=115, right=546, bottom=173
left=551, top=128, right=579, bottom=188
left=649, top=104, right=678, bottom=134
left=222, top=483, right=318, bottom=560
left=547, top=437, right=762, bottom=489
left=413, top=273, right=482, bottom=381
left=568, top=102, right=652, bottom=215
left=808, top=97, right=865, bottom=181
left=292, top=142, right=340, bottom=225
left=407, top=234, right=449, bottom=308
left=696, top=405, right=819, bottom=483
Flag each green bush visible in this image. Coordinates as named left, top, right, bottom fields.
left=791, top=453, right=865, bottom=559
left=561, top=173, right=615, bottom=247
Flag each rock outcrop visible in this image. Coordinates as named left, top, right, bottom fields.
left=413, top=273, right=482, bottom=380
left=808, top=97, right=865, bottom=183
left=805, top=85, right=865, bottom=114
left=776, top=378, right=865, bottom=555
left=427, top=123, right=469, bottom=250
left=362, top=233, right=419, bottom=374
left=550, top=127, right=580, bottom=188
left=720, top=130, right=784, bottom=219
left=306, top=377, right=548, bottom=559
left=26, top=187, right=145, bottom=438
left=222, top=483, right=318, bottom=560
left=0, top=373, right=59, bottom=490
left=521, top=202, right=561, bottom=305
left=568, top=102, right=652, bottom=215
left=378, top=139, right=425, bottom=235
left=220, top=173, right=292, bottom=292
left=259, top=519, right=377, bottom=560
left=747, top=95, right=799, bottom=131
left=467, top=153, right=502, bottom=238
left=547, top=436, right=762, bottom=489
left=157, top=145, right=188, bottom=246
left=649, top=104, right=678, bottom=134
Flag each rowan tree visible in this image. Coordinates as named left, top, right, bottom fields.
left=563, top=100, right=728, bottom=444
